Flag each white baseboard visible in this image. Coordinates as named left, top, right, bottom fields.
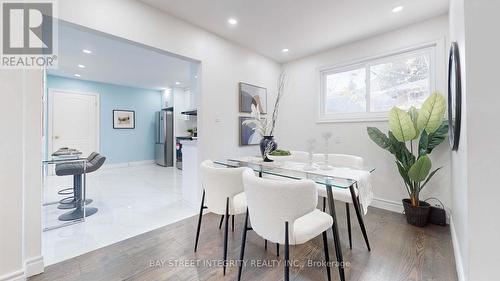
left=449, top=216, right=466, bottom=281
left=102, top=162, right=128, bottom=169
left=371, top=197, right=404, bottom=213
left=25, top=256, right=44, bottom=277
left=129, top=160, right=156, bottom=167
left=0, top=269, right=24, bottom=281
left=0, top=255, right=44, bottom=281
left=371, top=197, right=450, bottom=223
left=102, top=160, right=155, bottom=169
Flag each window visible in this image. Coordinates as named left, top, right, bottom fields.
left=319, top=45, right=436, bottom=122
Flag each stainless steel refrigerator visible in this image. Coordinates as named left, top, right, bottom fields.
left=155, top=108, right=174, bottom=167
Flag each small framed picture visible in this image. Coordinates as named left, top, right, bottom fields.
left=113, top=110, right=135, bottom=129
left=239, top=82, right=267, bottom=114
left=239, top=116, right=262, bottom=146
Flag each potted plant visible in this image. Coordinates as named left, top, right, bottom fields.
left=243, top=72, right=286, bottom=161
left=367, top=92, right=448, bottom=227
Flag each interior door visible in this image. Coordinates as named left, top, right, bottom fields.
left=49, top=90, right=98, bottom=157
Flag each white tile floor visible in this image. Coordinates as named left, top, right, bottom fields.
left=42, top=164, right=197, bottom=266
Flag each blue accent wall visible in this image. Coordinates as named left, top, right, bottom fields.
left=46, top=75, right=162, bottom=164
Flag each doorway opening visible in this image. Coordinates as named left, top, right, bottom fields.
left=42, top=20, right=202, bottom=265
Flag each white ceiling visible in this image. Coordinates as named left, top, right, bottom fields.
left=48, top=22, right=196, bottom=90
left=140, top=0, right=448, bottom=63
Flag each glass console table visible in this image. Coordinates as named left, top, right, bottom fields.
left=214, top=157, right=375, bottom=281
left=42, top=155, right=87, bottom=231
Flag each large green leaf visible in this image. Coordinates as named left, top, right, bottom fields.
left=389, top=107, right=418, bottom=142
left=408, top=156, right=432, bottom=182
left=367, top=127, right=391, bottom=150
left=389, top=132, right=415, bottom=169
left=418, top=131, right=429, bottom=157
left=387, top=131, right=401, bottom=155
left=427, top=121, right=448, bottom=153
left=396, top=161, right=411, bottom=186
left=417, top=92, right=446, bottom=134
left=418, top=120, right=448, bottom=156
left=408, top=106, right=419, bottom=131
left=420, top=167, right=443, bottom=190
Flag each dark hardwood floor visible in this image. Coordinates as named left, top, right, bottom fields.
left=30, top=206, right=457, bottom=281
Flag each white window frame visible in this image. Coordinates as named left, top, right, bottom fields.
left=318, top=42, right=438, bottom=123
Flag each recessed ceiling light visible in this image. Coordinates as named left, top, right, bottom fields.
left=392, top=6, right=404, bottom=13
left=227, top=18, right=238, bottom=25
left=194, top=75, right=198, bottom=79
left=282, top=48, right=289, bottom=53
left=74, top=74, right=81, bottom=77
left=77, top=64, right=85, bottom=68
left=175, top=82, right=180, bottom=85
left=82, top=49, right=92, bottom=54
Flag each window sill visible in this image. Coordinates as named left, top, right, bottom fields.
left=316, top=115, right=388, bottom=124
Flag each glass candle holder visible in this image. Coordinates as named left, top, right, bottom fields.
left=320, top=132, right=333, bottom=170
left=303, top=138, right=317, bottom=171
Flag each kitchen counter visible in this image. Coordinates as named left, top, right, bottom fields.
left=180, top=139, right=201, bottom=207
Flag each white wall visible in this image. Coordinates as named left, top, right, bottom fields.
left=449, top=1, right=500, bottom=280
left=449, top=0, right=468, bottom=280
left=463, top=1, right=500, bottom=280
left=0, top=71, right=25, bottom=281
left=277, top=15, right=450, bottom=211
left=0, top=69, right=43, bottom=281
left=0, top=0, right=281, bottom=279
left=23, top=71, right=44, bottom=278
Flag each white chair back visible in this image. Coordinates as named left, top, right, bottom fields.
left=327, top=154, right=364, bottom=169
left=242, top=169, right=318, bottom=243
left=200, top=160, right=249, bottom=214
left=290, top=151, right=309, bottom=163
left=292, top=151, right=325, bottom=163
left=312, top=153, right=326, bottom=163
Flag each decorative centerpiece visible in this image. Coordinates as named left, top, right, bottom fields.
left=367, top=92, right=448, bottom=227
left=267, top=149, right=293, bottom=162
left=243, top=73, right=286, bottom=161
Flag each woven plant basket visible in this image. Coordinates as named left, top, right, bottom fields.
left=402, top=199, right=431, bottom=227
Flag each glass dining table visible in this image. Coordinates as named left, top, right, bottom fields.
left=214, top=157, right=375, bottom=281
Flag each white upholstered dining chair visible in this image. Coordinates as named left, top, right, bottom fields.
left=315, top=153, right=371, bottom=251
left=289, top=150, right=309, bottom=162
left=196, top=160, right=251, bottom=275
left=238, top=169, right=333, bottom=281
left=290, top=150, right=326, bottom=163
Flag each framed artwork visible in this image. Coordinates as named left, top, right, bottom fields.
left=239, top=117, right=262, bottom=146
left=239, top=82, right=267, bottom=113
left=113, top=110, right=135, bottom=129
